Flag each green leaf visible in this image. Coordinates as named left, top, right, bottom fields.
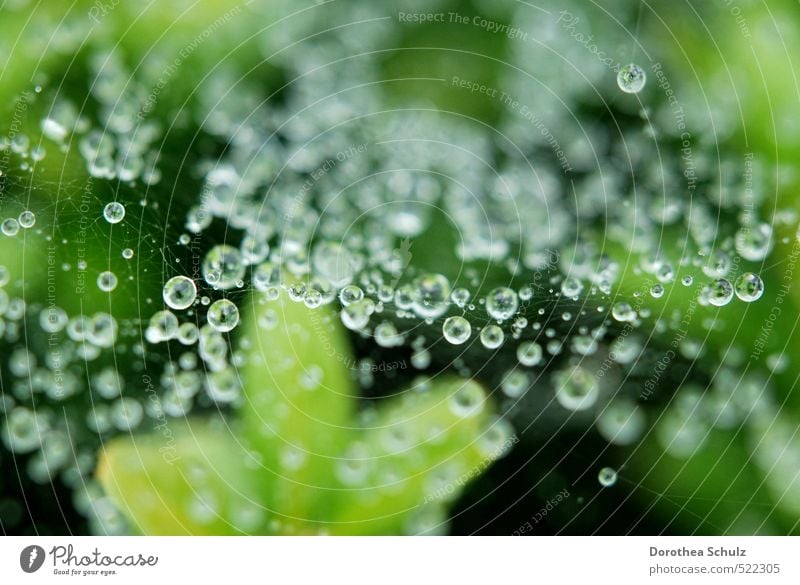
left=239, top=287, right=357, bottom=526
left=328, top=378, right=514, bottom=535
left=96, top=420, right=265, bottom=535
left=98, top=292, right=510, bottom=535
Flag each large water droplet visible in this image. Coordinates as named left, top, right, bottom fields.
left=163, top=276, right=198, bottom=310
left=103, top=202, right=125, bottom=224
left=207, top=299, right=240, bottom=332
left=733, top=272, right=764, bottom=302
left=442, top=316, right=471, bottom=345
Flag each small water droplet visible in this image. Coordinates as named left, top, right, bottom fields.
left=617, top=63, right=646, bottom=94
left=103, top=202, right=125, bottom=224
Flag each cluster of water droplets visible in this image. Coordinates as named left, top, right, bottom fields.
left=0, top=0, right=792, bottom=533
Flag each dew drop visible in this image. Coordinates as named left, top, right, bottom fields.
left=339, top=284, right=364, bottom=306
left=163, top=276, right=197, bottom=310
left=598, top=466, right=618, bottom=487
left=611, top=302, right=636, bottom=322
left=516, top=341, right=543, bottom=366
left=706, top=278, right=734, bottom=307
left=97, top=271, right=118, bottom=292
left=207, top=299, right=239, bottom=332
left=412, top=274, right=451, bottom=318
left=485, top=287, right=519, bottom=322
left=451, top=288, right=471, bottom=308
left=733, top=272, right=764, bottom=302
left=202, top=245, right=245, bottom=290
left=2, top=218, right=19, bottom=236
left=617, top=63, right=646, bottom=94
left=442, top=316, right=471, bottom=345
left=448, top=381, right=485, bottom=418
left=554, top=366, right=598, bottom=411
left=103, top=202, right=125, bottom=224
left=561, top=277, right=583, bottom=298
left=501, top=368, right=529, bottom=398
left=480, top=324, right=505, bottom=349
left=18, top=211, right=35, bottom=228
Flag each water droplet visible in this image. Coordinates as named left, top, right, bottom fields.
left=554, top=366, right=598, bottom=411
left=412, top=274, right=451, bottom=318
left=485, top=287, right=519, bottom=321
left=706, top=278, right=734, bottom=307
left=617, top=63, right=646, bottom=94
left=103, top=202, right=125, bottom=224
left=207, top=299, right=239, bottom=332
left=442, top=316, right=471, bottom=345
left=252, top=261, right=279, bottom=292
left=374, top=321, right=404, bottom=347
left=163, top=276, right=197, bottom=310
left=501, top=368, right=529, bottom=398
left=17, top=211, right=35, bottom=228
left=451, top=288, right=471, bottom=308
left=97, top=271, right=118, bottom=292
left=448, top=380, right=485, bottom=418
left=598, top=466, right=618, bottom=487
left=312, top=241, right=355, bottom=288
left=480, top=324, right=505, bottom=349
left=735, top=223, right=773, bottom=261
left=611, top=302, right=636, bottom=322
left=202, top=245, right=245, bottom=290
left=341, top=299, right=373, bottom=331
left=596, top=399, right=646, bottom=445
left=147, top=310, right=179, bottom=342
left=516, top=341, right=543, bottom=366
left=518, top=285, right=533, bottom=302
left=733, top=272, right=763, bottom=302
left=2, top=218, right=19, bottom=236
left=122, top=248, right=134, bottom=259
left=561, top=277, right=583, bottom=297
left=339, top=284, right=364, bottom=306
left=111, top=397, right=143, bottom=430
left=42, top=117, right=68, bottom=142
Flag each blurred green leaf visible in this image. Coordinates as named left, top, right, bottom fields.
left=97, top=420, right=264, bottom=535
left=97, top=289, right=508, bottom=535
